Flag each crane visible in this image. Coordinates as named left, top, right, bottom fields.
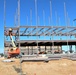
left=8, top=28, right=20, bottom=58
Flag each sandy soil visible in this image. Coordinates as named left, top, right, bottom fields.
left=0, top=57, right=76, bottom=75
left=0, top=57, right=18, bottom=75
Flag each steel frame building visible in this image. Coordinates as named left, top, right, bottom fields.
left=4, top=26, right=76, bottom=55
left=4, top=0, right=76, bottom=58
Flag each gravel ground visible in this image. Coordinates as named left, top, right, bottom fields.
left=0, top=57, right=76, bottom=75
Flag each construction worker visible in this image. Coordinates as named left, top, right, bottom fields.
left=9, top=28, right=13, bottom=36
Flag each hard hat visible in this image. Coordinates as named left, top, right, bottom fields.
left=9, top=28, right=13, bottom=31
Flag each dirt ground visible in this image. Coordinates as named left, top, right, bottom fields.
left=0, top=57, right=76, bottom=75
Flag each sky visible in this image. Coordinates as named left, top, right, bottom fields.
left=0, top=0, right=76, bottom=53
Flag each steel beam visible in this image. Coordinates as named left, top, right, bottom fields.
left=21, top=28, right=28, bottom=35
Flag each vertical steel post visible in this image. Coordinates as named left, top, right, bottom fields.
left=75, top=45, right=76, bottom=53
left=28, top=46, right=29, bottom=55
left=50, top=1, right=52, bottom=25
left=32, top=46, right=33, bottom=55
left=43, top=9, right=45, bottom=40
left=18, top=0, right=23, bottom=75
left=30, top=9, right=32, bottom=54
left=38, top=16, right=40, bottom=25
left=4, top=0, right=6, bottom=27
left=50, top=1, right=54, bottom=54
left=64, top=2, right=69, bottom=53
left=4, top=0, right=6, bottom=57
left=64, top=2, right=67, bottom=26
left=35, top=0, right=38, bottom=54
left=49, top=16, right=50, bottom=25
left=52, top=26, right=54, bottom=54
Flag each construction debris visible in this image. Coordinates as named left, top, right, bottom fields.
left=2, top=59, right=14, bottom=62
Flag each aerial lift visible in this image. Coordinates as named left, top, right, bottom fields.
left=7, top=28, right=20, bottom=58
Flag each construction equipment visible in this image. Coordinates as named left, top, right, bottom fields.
left=54, top=49, right=62, bottom=54
left=7, top=28, right=20, bottom=58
